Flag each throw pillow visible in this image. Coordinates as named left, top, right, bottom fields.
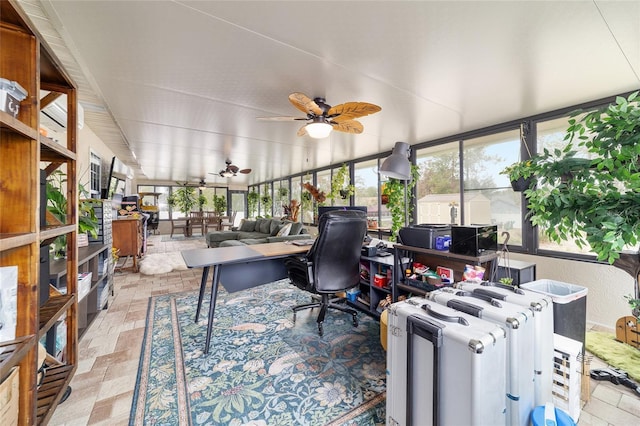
left=269, top=220, right=282, bottom=236
left=258, top=218, right=271, bottom=234
left=289, top=222, right=303, bottom=235
left=276, top=222, right=292, bottom=237
left=239, top=220, right=256, bottom=232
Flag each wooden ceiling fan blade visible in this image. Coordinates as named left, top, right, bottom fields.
left=328, top=102, right=381, bottom=121
left=239, top=168, right=252, bottom=174
left=289, top=92, right=323, bottom=116
left=297, top=125, right=308, bottom=137
left=228, top=165, right=240, bottom=173
left=332, top=120, right=364, bottom=134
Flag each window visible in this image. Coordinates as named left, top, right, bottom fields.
left=354, top=159, right=381, bottom=225
left=462, top=130, right=522, bottom=245
left=89, top=151, right=101, bottom=198
left=137, top=185, right=169, bottom=219
left=535, top=115, right=593, bottom=255
left=415, top=142, right=461, bottom=226
left=274, top=179, right=289, bottom=218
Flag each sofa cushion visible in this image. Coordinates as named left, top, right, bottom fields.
left=269, top=220, right=284, bottom=236
left=276, top=222, right=292, bottom=236
left=238, top=219, right=256, bottom=232
left=238, top=238, right=268, bottom=245
left=237, top=231, right=268, bottom=240
left=256, top=218, right=271, bottom=234
left=290, top=222, right=304, bottom=235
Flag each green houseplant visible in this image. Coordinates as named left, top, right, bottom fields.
left=167, top=183, right=198, bottom=215
left=509, top=91, right=640, bottom=299
left=329, top=163, right=355, bottom=200
left=198, top=194, right=208, bottom=210
left=382, top=164, right=420, bottom=242
left=247, top=189, right=259, bottom=218
left=261, top=189, right=273, bottom=218
left=46, top=170, right=99, bottom=258
left=212, top=194, right=226, bottom=215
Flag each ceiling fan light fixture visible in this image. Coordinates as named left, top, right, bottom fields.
left=305, top=118, right=332, bottom=139
left=221, top=170, right=234, bottom=178
left=380, top=142, right=412, bottom=180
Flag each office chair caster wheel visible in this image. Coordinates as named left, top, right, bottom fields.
left=318, top=322, right=324, bottom=337
left=352, top=314, right=358, bottom=328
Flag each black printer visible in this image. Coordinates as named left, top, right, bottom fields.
left=398, top=224, right=451, bottom=249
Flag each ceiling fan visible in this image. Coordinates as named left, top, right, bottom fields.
left=212, top=160, right=252, bottom=178
left=258, top=92, right=381, bottom=139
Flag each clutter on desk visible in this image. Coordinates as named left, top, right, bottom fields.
left=462, top=264, right=486, bottom=282
left=403, top=261, right=452, bottom=292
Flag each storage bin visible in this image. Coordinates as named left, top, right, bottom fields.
left=0, top=366, right=19, bottom=425
left=0, top=78, right=27, bottom=118
left=521, top=279, right=588, bottom=349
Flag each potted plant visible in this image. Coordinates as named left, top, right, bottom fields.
left=167, top=183, right=198, bottom=215
left=212, top=194, right=226, bottom=215
left=625, top=295, right=640, bottom=320
left=277, top=186, right=289, bottom=200
left=514, top=91, right=640, bottom=300
left=382, top=165, right=420, bottom=242
left=197, top=194, right=208, bottom=211
left=500, top=160, right=535, bottom=191
left=247, top=189, right=259, bottom=218
left=329, top=163, right=355, bottom=200
left=46, top=170, right=99, bottom=258
left=499, top=277, right=514, bottom=286
left=261, top=190, right=272, bottom=218
left=78, top=183, right=99, bottom=239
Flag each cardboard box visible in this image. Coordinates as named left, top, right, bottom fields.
left=0, top=366, right=19, bottom=425
left=0, top=78, right=27, bottom=118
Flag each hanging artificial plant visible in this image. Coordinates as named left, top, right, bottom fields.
left=329, top=163, right=355, bottom=201
left=247, top=189, right=259, bottom=218
left=382, top=164, right=420, bottom=242
left=261, top=188, right=273, bottom=218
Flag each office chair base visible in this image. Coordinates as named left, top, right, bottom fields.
left=292, top=296, right=359, bottom=336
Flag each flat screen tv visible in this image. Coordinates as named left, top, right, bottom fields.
left=317, top=206, right=367, bottom=219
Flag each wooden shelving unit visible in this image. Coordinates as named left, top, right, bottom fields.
left=393, top=244, right=500, bottom=300
left=0, top=1, right=79, bottom=423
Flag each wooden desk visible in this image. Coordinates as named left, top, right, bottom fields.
left=181, top=242, right=309, bottom=353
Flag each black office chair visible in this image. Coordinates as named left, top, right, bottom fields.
left=284, top=210, right=367, bottom=336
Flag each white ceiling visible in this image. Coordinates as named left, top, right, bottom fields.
left=18, top=0, right=640, bottom=186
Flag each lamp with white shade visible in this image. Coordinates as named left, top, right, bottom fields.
left=305, top=117, right=333, bottom=139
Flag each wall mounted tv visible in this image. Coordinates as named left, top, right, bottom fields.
left=317, top=206, right=367, bottom=219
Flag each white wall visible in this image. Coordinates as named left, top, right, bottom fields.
left=508, top=252, right=635, bottom=330
left=75, top=125, right=117, bottom=192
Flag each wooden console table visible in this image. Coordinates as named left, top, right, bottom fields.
left=113, top=217, right=144, bottom=272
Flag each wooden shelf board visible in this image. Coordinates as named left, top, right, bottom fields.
left=0, top=110, right=39, bottom=139
left=396, top=282, right=428, bottom=296
left=0, top=335, right=36, bottom=378
left=0, top=232, right=37, bottom=251
left=36, top=364, right=76, bottom=425
left=395, top=244, right=500, bottom=263
left=39, top=294, right=75, bottom=337
left=40, top=224, right=76, bottom=243
left=39, top=136, right=76, bottom=161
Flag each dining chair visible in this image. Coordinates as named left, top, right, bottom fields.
left=220, top=211, right=237, bottom=230
left=189, top=212, right=205, bottom=236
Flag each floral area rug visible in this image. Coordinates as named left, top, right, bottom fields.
left=130, top=279, right=386, bottom=425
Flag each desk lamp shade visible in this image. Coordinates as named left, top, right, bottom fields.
left=380, top=142, right=411, bottom=180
